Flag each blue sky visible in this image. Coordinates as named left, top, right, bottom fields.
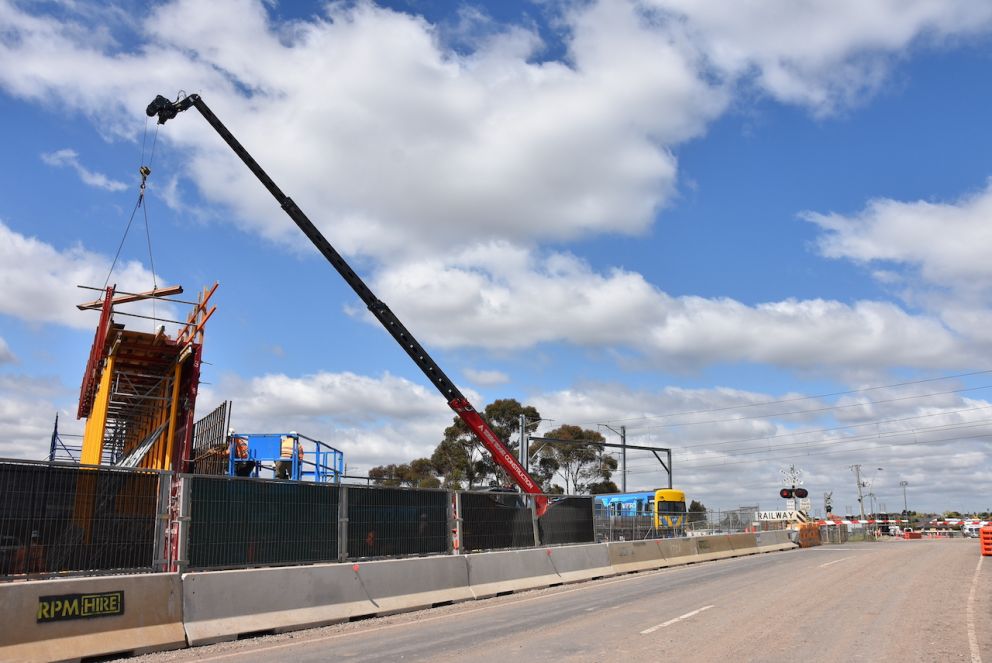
left=1, top=0, right=991, bottom=514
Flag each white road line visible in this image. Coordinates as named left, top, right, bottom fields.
left=641, top=605, right=715, bottom=634
left=967, top=555, right=984, bottom=663
left=818, top=557, right=850, bottom=568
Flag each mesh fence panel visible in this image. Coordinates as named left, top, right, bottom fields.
left=460, top=491, right=535, bottom=552
left=186, top=476, right=338, bottom=569
left=539, top=496, right=595, bottom=545
left=0, top=460, right=162, bottom=580
left=346, top=486, right=449, bottom=559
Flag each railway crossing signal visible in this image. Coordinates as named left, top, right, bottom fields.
left=779, top=487, right=808, bottom=499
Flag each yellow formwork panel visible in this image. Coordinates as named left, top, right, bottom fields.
left=80, top=355, right=114, bottom=466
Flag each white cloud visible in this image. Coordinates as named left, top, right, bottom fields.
left=530, top=380, right=992, bottom=511
left=805, top=179, right=992, bottom=298
left=198, top=369, right=458, bottom=471
left=463, top=368, right=510, bottom=387
left=0, top=220, right=175, bottom=330
left=642, top=0, right=992, bottom=114
left=40, top=148, right=128, bottom=191
left=0, top=337, right=13, bottom=364
left=0, top=375, right=78, bottom=459
left=0, top=0, right=726, bottom=259
left=371, top=242, right=969, bottom=372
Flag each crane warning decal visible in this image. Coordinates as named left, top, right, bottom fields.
left=37, top=591, right=124, bottom=622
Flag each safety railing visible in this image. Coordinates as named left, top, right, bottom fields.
left=0, top=459, right=168, bottom=581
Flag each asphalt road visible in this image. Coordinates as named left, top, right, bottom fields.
left=131, top=538, right=990, bottom=663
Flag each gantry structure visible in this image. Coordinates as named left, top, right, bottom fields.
left=76, top=283, right=217, bottom=471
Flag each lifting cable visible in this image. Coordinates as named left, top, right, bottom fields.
left=101, top=115, right=163, bottom=326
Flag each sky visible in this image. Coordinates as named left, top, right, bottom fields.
left=1, top=0, right=991, bottom=515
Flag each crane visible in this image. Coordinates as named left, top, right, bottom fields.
left=146, top=94, right=549, bottom=515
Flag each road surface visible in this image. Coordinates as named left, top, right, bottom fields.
left=129, top=538, right=990, bottom=663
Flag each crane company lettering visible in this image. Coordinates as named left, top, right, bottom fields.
left=37, top=591, right=124, bottom=623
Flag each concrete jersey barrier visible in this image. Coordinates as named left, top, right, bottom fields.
left=183, top=556, right=473, bottom=645
left=183, top=563, right=376, bottom=645
left=755, top=530, right=797, bottom=553
left=606, top=540, right=666, bottom=574
left=692, top=534, right=735, bottom=562
left=0, top=573, right=185, bottom=663
left=467, top=547, right=566, bottom=598
left=657, top=537, right=699, bottom=565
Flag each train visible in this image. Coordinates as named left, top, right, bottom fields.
left=593, top=488, right=688, bottom=535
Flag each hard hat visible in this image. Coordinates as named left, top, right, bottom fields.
left=228, top=427, right=235, bottom=435
left=289, top=431, right=297, bottom=436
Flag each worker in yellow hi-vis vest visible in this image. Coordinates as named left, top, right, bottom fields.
left=275, top=432, right=303, bottom=480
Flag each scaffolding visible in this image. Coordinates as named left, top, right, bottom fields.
left=76, top=283, right=216, bottom=471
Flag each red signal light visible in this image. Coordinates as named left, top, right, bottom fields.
left=795, top=488, right=809, bottom=498
left=779, top=488, right=793, bottom=499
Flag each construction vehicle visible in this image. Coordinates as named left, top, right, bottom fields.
left=146, top=93, right=549, bottom=515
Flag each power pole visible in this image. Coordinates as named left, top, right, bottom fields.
left=518, top=414, right=527, bottom=470
left=851, top=464, right=867, bottom=522
left=620, top=425, right=626, bottom=492
left=900, top=480, right=909, bottom=515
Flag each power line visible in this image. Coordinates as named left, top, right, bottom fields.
left=665, top=403, right=992, bottom=454
left=620, top=417, right=992, bottom=472
left=563, top=368, right=992, bottom=429
left=620, top=384, right=992, bottom=433
left=621, top=422, right=992, bottom=474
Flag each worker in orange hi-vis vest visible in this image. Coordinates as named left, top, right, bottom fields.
left=13, top=531, right=46, bottom=575
left=226, top=431, right=254, bottom=477
left=276, top=432, right=304, bottom=480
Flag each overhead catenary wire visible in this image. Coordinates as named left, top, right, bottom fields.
left=619, top=418, right=992, bottom=475
left=564, top=368, right=992, bottom=430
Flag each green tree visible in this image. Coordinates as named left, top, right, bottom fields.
left=432, top=399, right=540, bottom=489
left=587, top=480, right=620, bottom=494
left=533, top=424, right=617, bottom=494
left=687, top=499, right=708, bottom=523
left=368, top=457, right=439, bottom=488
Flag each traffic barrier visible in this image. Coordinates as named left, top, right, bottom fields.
left=657, top=537, right=699, bottom=565
left=353, top=556, right=473, bottom=615
left=0, top=573, right=185, bottom=662
left=467, top=547, right=569, bottom=598
left=903, top=531, right=922, bottom=540
left=727, top=532, right=759, bottom=554
left=981, top=526, right=992, bottom=556
left=754, top=530, right=796, bottom=552
left=183, top=563, right=367, bottom=645
left=540, top=544, right=615, bottom=584
left=797, top=523, right=822, bottom=548
left=693, top=534, right=735, bottom=562
left=606, top=540, right=666, bottom=574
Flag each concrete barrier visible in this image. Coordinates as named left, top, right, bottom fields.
left=183, top=563, right=375, bottom=645
left=657, top=537, right=698, bottom=565
left=0, top=573, right=185, bottom=662
left=692, top=534, right=735, bottom=562
left=727, top=532, right=759, bottom=555
left=606, top=540, right=666, bottom=574
left=755, top=530, right=796, bottom=553
left=466, top=547, right=564, bottom=598
left=354, top=556, right=473, bottom=615
left=543, top=544, right=615, bottom=584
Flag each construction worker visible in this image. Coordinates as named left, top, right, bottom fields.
left=13, top=531, right=46, bottom=574
left=226, top=431, right=254, bottom=477
left=275, top=432, right=303, bottom=480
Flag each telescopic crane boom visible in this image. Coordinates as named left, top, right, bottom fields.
left=146, top=94, right=549, bottom=515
